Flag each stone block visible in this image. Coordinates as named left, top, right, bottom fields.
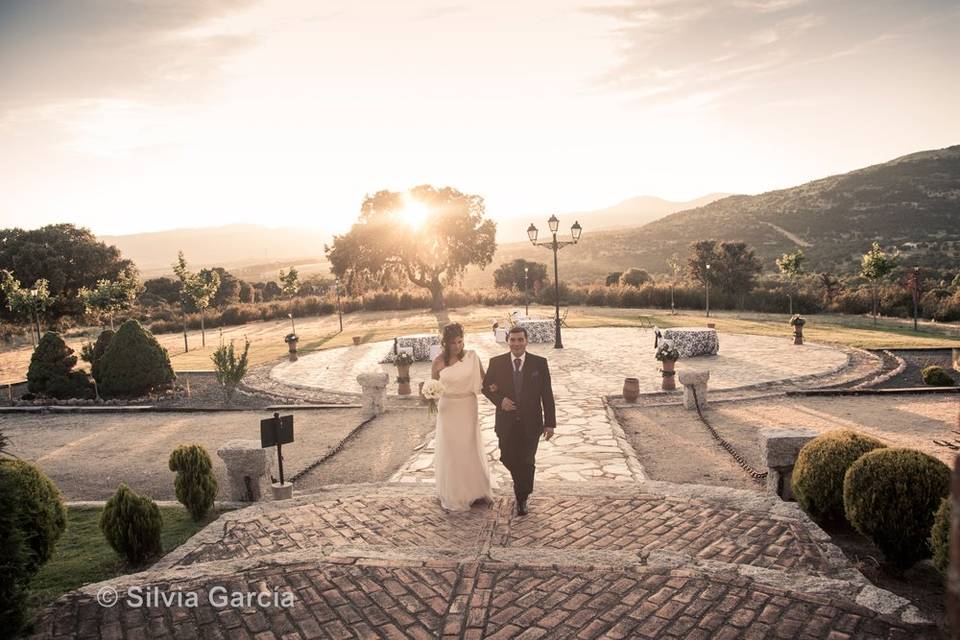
left=678, top=370, right=709, bottom=410
left=759, top=427, right=817, bottom=500
left=216, top=439, right=273, bottom=502
left=357, top=371, right=389, bottom=419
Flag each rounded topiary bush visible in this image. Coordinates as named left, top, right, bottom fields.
left=97, top=319, right=174, bottom=397
left=0, top=465, right=32, bottom=637
left=930, top=497, right=950, bottom=574
left=844, top=448, right=950, bottom=568
left=0, top=458, right=67, bottom=575
left=922, top=365, right=955, bottom=387
left=89, top=329, right=115, bottom=383
left=169, top=444, right=218, bottom=521
left=99, top=484, right=163, bottom=564
left=27, top=331, right=92, bottom=399
left=791, top=429, right=886, bottom=523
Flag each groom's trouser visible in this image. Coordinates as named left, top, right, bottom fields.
left=498, top=427, right=541, bottom=499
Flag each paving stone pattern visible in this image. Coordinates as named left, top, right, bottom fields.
left=33, top=485, right=934, bottom=639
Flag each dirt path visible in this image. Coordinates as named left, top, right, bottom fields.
left=0, top=408, right=433, bottom=501
left=763, top=221, right=812, bottom=247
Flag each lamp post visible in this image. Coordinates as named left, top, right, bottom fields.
left=704, top=264, right=711, bottom=318
left=335, top=279, right=343, bottom=333
left=524, top=266, right=530, bottom=316
left=29, top=288, right=41, bottom=343
left=527, top=216, right=582, bottom=349
left=287, top=313, right=296, bottom=336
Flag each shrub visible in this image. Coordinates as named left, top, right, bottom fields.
left=26, top=331, right=92, bottom=399
left=99, top=484, right=163, bottom=564
left=97, top=319, right=175, bottom=397
left=922, top=366, right=955, bottom=387
left=844, top=448, right=950, bottom=568
left=620, top=268, right=653, bottom=287
left=0, top=459, right=67, bottom=575
left=930, top=498, right=950, bottom=574
left=88, top=329, right=114, bottom=382
left=168, top=445, right=218, bottom=521
left=791, top=429, right=886, bottom=523
left=0, top=466, right=31, bottom=637
left=211, top=338, right=250, bottom=403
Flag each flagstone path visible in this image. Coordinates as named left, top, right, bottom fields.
left=263, top=329, right=853, bottom=486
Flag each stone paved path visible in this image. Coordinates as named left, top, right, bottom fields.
left=258, top=329, right=852, bottom=486
left=34, top=483, right=934, bottom=639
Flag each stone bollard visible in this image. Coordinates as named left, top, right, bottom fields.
left=678, top=370, right=710, bottom=410
left=758, top=428, right=817, bottom=500
left=216, top=439, right=273, bottom=502
left=357, top=372, right=389, bottom=419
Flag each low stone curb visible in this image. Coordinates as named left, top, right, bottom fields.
left=790, top=386, right=960, bottom=396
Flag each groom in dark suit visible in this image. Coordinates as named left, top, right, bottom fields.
left=482, top=326, right=556, bottom=515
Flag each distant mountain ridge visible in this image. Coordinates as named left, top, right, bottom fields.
left=476, top=145, right=960, bottom=284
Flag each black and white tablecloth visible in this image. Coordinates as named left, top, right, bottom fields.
left=661, top=328, right=719, bottom=358
left=381, top=334, right=441, bottom=363
left=516, top=319, right=554, bottom=343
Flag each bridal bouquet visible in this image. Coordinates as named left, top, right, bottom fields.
left=421, top=379, right=444, bottom=415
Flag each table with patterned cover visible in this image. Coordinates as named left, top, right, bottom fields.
left=516, top=318, right=555, bottom=343
left=381, top=334, right=440, bottom=363
left=661, top=327, right=719, bottom=358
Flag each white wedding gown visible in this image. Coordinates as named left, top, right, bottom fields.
left=434, top=350, right=495, bottom=511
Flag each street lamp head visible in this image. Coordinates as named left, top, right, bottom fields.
left=527, top=223, right=538, bottom=244
left=524, top=266, right=529, bottom=274
left=571, top=221, right=582, bottom=243
left=548, top=215, right=560, bottom=234
left=705, top=263, right=711, bottom=270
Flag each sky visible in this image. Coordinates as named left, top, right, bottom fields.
left=0, top=0, right=958, bottom=236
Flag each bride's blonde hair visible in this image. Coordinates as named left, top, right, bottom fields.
left=441, top=323, right=465, bottom=366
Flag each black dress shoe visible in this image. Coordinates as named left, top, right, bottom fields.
left=516, top=496, right=528, bottom=516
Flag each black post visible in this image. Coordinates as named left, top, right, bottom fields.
left=552, top=234, right=563, bottom=349
left=705, top=279, right=710, bottom=318
left=274, top=412, right=285, bottom=485
left=524, top=269, right=529, bottom=316
left=32, top=300, right=41, bottom=343
left=336, top=283, right=343, bottom=333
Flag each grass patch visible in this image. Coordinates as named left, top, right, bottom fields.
left=27, top=504, right=220, bottom=613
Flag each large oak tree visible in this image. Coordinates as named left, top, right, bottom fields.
left=326, top=185, right=497, bottom=310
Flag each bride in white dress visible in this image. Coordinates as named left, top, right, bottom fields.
left=431, top=323, right=495, bottom=511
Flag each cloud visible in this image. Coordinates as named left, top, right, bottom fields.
left=0, top=0, right=259, bottom=116
left=585, top=0, right=958, bottom=113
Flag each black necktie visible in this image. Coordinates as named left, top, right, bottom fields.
left=513, top=357, right=522, bottom=398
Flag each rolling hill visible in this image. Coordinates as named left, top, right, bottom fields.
left=466, top=145, right=960, bottom=286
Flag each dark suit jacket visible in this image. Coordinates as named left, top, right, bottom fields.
left=482, top=352, right=556, bottom=438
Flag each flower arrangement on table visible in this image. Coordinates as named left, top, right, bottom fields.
left=655, top=340, right=680, bottom=362
left=789, top=314, right=806, bottom=327
left=421, top=379, right=444, bottom=415
left=394, top=352, right=414, bottom=367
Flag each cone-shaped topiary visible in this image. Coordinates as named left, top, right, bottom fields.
left=922, top=366, right=955, bottom=387
left=0, top=465, right=32, bottom=637
left=844, top=448, right=950, bottom=568
left=792, top=429, right=886, bottom=523
left=27, top=331, right=92, bottom=399
left=0, top=458, right=67, bottom=575
left=168, top=444, right=218, bottom=521
left=89, top=329, right=114, bottom=383
left=930, top=497, right=950, bottom=574
left=99, top=484, right=163, bottom=565
left=97, top=319, right=174, bottom=397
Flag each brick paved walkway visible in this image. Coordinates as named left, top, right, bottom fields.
left=34, top=483, right=934, bottom=639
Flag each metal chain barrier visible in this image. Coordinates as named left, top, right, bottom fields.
left=289, top=415, right=377, bottom=483
left=690, top=386, right=768, bottom=482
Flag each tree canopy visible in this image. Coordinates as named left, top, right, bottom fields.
left=687, top=240, right=762, bottom=306
left=0, top=224, right=134, bottom=318
left=325, top=185, right=497, bottom=310
left=493, top=259, right=547, bottom=291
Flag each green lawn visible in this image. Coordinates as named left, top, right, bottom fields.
left=28, top=505, right=221, bottom=614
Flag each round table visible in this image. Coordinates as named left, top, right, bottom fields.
left=661, top=327, right=719, bottom=358
left=516, top=318, right=555, bottom=343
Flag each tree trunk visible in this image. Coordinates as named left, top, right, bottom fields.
left=201, top=309, right=206, bottom=348
left=182, top=309, right=189, bottom=353
left=788, top=293, right=793, bottom=316
left=429, top=280, right=444, bottom=311
left=873, top=284, right=878, bottom=326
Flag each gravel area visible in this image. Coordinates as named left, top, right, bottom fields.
left=616, top=394, right=959, bottom=487
left=1, top=408, right=363, bottom=501
left=880, top=349, right=959, bottom=389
